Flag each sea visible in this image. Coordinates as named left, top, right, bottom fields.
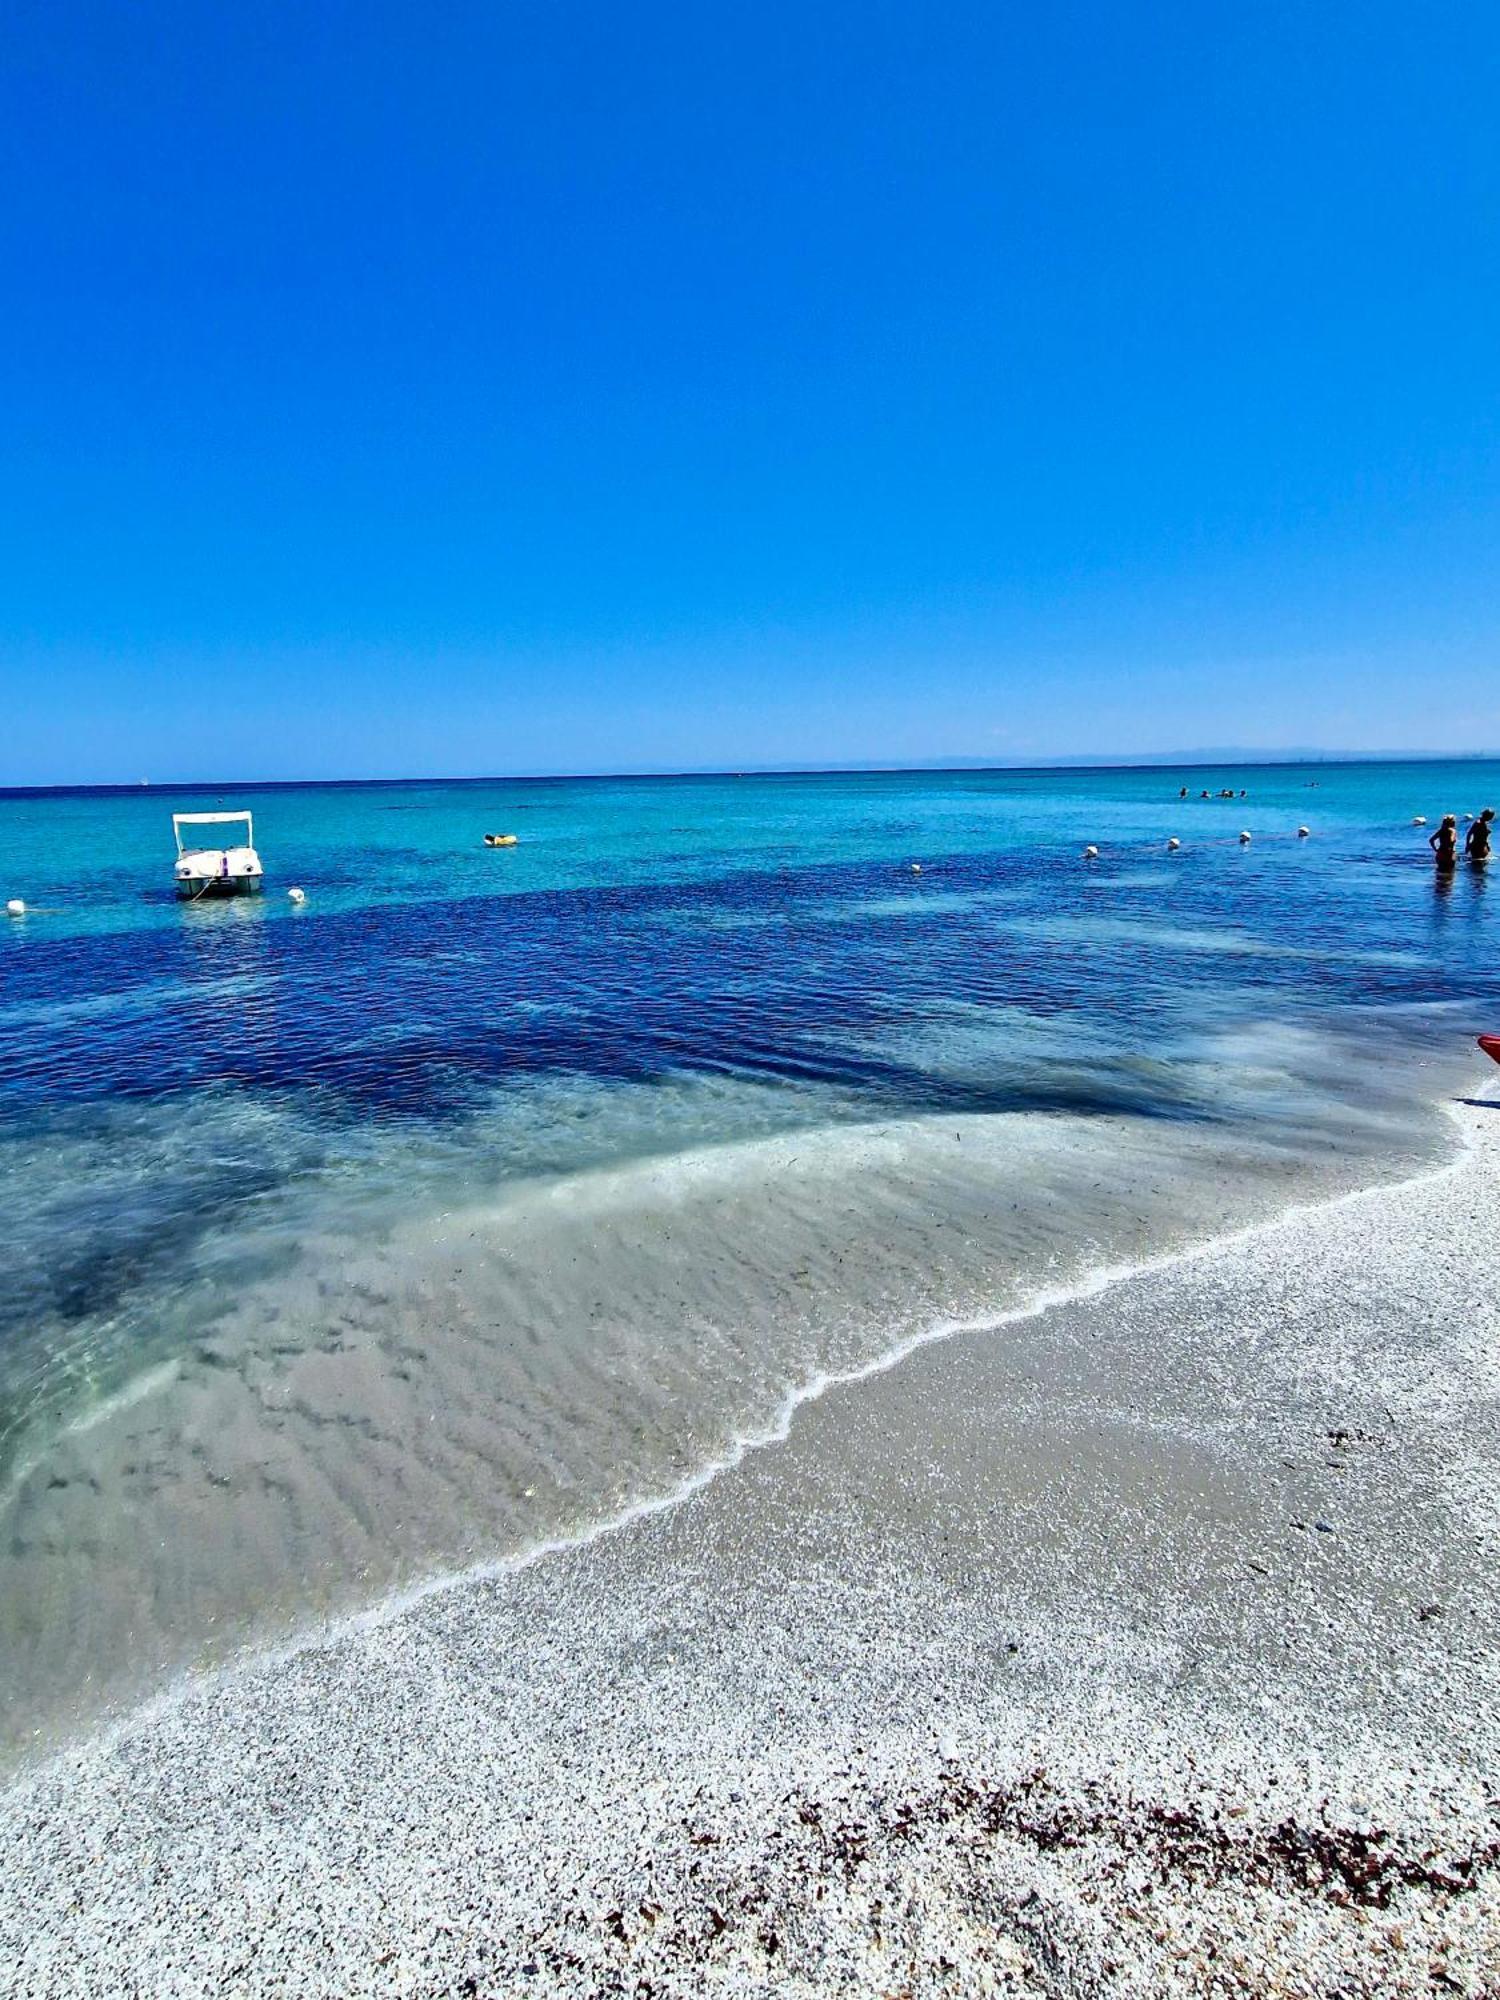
left=2, top=760, right=1498, bottom=1758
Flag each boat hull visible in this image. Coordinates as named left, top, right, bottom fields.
left=174, top=843, right=265, bottom=898
left=175, top=877, right=264, bottom=899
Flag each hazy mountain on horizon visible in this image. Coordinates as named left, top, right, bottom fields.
left=7, top=747, right=1500, bottom=794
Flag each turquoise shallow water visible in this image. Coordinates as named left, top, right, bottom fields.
left=1, top=760, right=1498, bottom=1751
left=5, top=759, right=1499, bottom=941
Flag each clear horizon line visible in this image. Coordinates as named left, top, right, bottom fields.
left=3, top=746, right=1499, bottom=796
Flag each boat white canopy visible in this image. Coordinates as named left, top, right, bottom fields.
left=173, top=811, right=254, bottom=854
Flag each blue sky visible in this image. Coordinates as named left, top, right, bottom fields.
left=2, top=2, right=1497, bottom=782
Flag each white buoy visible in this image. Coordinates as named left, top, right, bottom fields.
left=288, top=886, right=306, bottom=904
left=1166, top=837, right=1180, bottom=851
left=910, top=863, right=922, bottom=873
left=1239, top=830, right=1252, bottom=844
left=1083, top=844, right=1099, bottom=859
left=1412, top=816, right=1427, bottom=826
left=5, top=899, right=24, bottom=917
left=1297, top=825, right=1310, bottom=838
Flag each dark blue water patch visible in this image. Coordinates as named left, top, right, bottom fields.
left=2, top=818, right=1493, bottom=1359
left=2, top=838, right=1494, bottom=1122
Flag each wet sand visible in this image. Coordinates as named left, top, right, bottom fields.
left=2, top=1094, right=1498, bottom=1996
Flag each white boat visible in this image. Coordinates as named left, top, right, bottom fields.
left=173, top=811, right=264, bottom=898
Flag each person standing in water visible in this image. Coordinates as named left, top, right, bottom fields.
left=1430, top=815, right=1459, bottom=869
left=1465, top=808, right=1494, bottom=861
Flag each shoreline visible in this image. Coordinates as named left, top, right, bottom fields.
left=1, top=1016, right=1473, bottom=1765
left=3, top=1086, right=1498, bottom=1993
left=1, top=1068, right=1483, bottom=1779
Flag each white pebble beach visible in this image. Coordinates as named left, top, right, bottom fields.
left=2, top=1093, right=1497, bottom=1998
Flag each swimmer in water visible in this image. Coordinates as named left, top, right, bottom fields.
left=1465, top=808, right=1494, bottom=862
left=1430, top=815, right=1459, bottom=870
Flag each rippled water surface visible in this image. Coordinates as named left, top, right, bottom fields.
left=2, top=762, right=1498, bottom=1754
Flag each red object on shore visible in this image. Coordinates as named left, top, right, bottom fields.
left=1479, top=1035, right=1500, bottom=1066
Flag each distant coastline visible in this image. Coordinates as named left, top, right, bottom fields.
left=4, top=748, right=1498, bottom=799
